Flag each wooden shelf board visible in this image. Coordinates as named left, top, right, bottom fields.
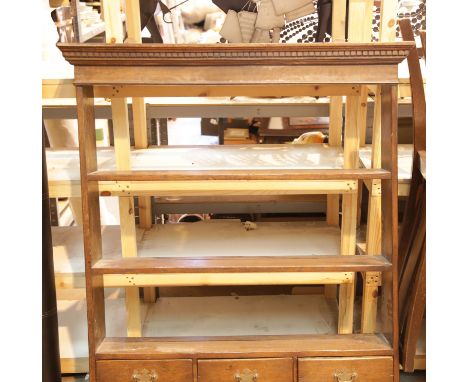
left=94, top=295, right=392, bottom=359
left=55, top=221, right=388, bottom=288
left=48, top=144, right=344, bottom=175
left=54, top=221, right=377, bottom=276
left=93, top=255, right=391, bottom=275
left=47, top=146, right=392, bottom=196
left=97, top=179, right=358, bottom=197
left=59, top=294, right=392, bottom=371
left=89, top=169, right=390, bottom=182
left=360, top=144, right=413, bottom=196
left=360, top=144, right=413, bottom=181
left=53, top=225, right=143, bottom=277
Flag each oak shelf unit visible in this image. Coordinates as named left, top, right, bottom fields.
left=57, top=39, right=411, bottom=382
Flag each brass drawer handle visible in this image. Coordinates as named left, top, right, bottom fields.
left=235, top=369, right=259, bottom=382
left=132, top=369, right=159, bottom=382
left=334, top=370, right=357, bottom=382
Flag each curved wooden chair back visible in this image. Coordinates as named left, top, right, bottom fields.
left=398, top=17, right=426, bottom=373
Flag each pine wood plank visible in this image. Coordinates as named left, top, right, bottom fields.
left=338, top=92, right=361, bottom=334
left=124, top=1, right=154, bottom=278
left=102, top=0, right=124, bottom=44
left=348, top=0, right=374, bottom=43
left=380, top=0, right=399, bottom=43
left=362, top=85, right=383, bottom=333
left=97, top=179, right=358, bottom=197
left=102, top=0, right=142, bottom=339
left=102, top=273, right=353, bottom=287
left=331, top=0, right=347, bottom=42
left=112, top=97, right=141, bottom=337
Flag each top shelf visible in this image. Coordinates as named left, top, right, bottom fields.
left=58, top=43, right=414, bottom=90
left=58, top=42, right=414, bottom=67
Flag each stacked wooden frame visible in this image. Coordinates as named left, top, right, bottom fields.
left=55, top=1, right=414, bottom=381
left=398, top=18, right=426, bottom=372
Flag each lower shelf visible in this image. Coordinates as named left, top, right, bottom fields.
left=58, top=294, right=393, bottom=373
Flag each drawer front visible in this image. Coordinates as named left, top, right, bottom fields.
left=96, top=360, right=193, bottom=382
left=298, top=357, right=393, bottom=382
left=198, top=358, right=293, bottom=382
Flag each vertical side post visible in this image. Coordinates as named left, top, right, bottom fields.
left=76, top=86, right=105, bottom=382
left=361, top=0, right=398, bottom=333
left=338, top=0, right=377, bottom=333
left=381, top=84, right=399, bottom=380
left=125, top=0, right=156, bottom=303
left=380, top=0, right=399, bottom=43
left=331, top=0, right=347, bottom=42
left=325, top=0, right=347, bottom=300
left=361, top=89, right=382, bottom=333
left=338, top=94, right=361, bottom=334
left=327, top=96, right=343, bottom=230
left=347, top=0, right=373, bottom=231
left=103, top=0, right=142, bottom=337
left=103, top=0, right=124, bottom=44
left=112, top=98, right=142, bottom=337
left=347, top=0, right=374, bottom=42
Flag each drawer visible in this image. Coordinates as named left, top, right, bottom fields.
left=198, top=358, right=293, bottom=382
left=96, top=360, right=193, bottom=382
left=298, top=357, right=393, bottom=382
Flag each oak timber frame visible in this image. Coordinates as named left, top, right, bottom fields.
left=60, top=40, right=411, bottom=382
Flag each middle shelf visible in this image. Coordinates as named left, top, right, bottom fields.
left=54, top=220, right=390, bottom=290
left=47, top=144, right=391, bottom=197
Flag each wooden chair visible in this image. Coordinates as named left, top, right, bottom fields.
left=397, top=17, right=426, bottom=372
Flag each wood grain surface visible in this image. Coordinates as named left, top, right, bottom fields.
left=298, top=356, right=393, bottom=382
left=96, top=360, right=192, bottom=382
left=198, top=358, right=293, bottom=382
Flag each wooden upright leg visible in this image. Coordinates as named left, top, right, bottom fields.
left=356, top=89, right=369, bottom=228
left=112, top=97, right=142, bottom=337
left=328, top=0, right=347, bottom=302
left=362, top=87, right=382, bottom=333
left=381, top=84, right=399, bottom=379
left=361, top=0, right=399, bottom=335
left=125, top=0, right=156, bottom=303
left=132, top=97, right=156, bottom=304
left=325, top=96, right=343, bottom=300
left=338, top=191, right=358, bottom=333
left=76, top=86, right=105, bottom=382
left=337, top=93, right=361, bottom=334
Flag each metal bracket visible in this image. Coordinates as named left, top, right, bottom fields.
left=235, top=369, right=259, bottom=382
left=132, top=369, right=158, bottom=382
left=334, top=370, right=357, bottom=382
